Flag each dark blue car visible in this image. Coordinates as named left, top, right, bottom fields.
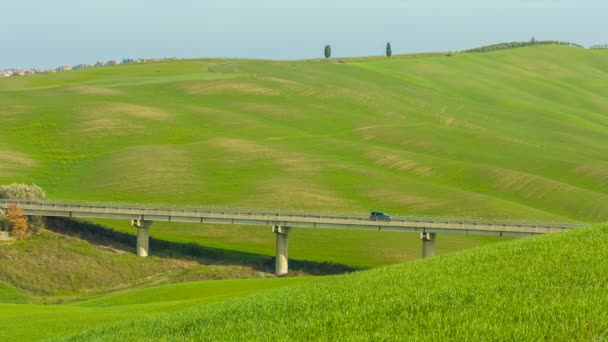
left=370, top=211, right=392, bottom=221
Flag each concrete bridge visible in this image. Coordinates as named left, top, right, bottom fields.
left=0, top=199, right=586, bottom=275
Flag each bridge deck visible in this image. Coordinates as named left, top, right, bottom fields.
left=0, top=199, right=586, bottom=237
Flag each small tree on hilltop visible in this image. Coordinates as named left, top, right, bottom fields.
left=324, top=45, right=332, bottom=59
left=5, top=204, right=28, bottom=239
left=386, top=42, right=392, bottom=58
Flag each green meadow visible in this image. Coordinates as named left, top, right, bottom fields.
left=2, top=45, right=607, bottom=268
left=1, top=46, right=607, bottom=221
left=0, top=277, right=312, bottom=341
left=1, top=45, right=608, bottom=339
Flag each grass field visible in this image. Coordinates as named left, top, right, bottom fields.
left=0, top=277, right=313, bottom=341
left=4, top=47, right=592, bottom=272
left=1, top=46, right=607, bottom=222
left=1, top=46, right=607, bottom=339
left=60, top=225, right=608, bottom=341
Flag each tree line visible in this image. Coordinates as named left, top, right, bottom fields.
left=590, top=44, right=608, bottom=49
left=465, top=39, right=584, bottom=53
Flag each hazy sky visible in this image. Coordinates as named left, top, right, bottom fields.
left=2, top=0, right=606, bottom=69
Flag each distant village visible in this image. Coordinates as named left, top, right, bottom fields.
left=0, top=57, right=179, bottom=78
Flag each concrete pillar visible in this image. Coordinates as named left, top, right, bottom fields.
left=273, top=226, right=291, bottom=276
left=421, top=232, right=437, bottom=259
left=131, top=219, right=153, bottom=257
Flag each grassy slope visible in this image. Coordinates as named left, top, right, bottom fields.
left=0, top=47, right=606, bottom=339
left=11, top=48, right=592, bottom=270
left=1, top=46, right=607, bottom=222
left=0, top=282, right=29, bottom=304
left=64, top=225, right=608, bottom=341
left=0, top=230, right=275, bottom=299
left=0, top=277, right=311, bottom=341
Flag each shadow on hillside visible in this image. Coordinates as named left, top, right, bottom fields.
left=45, top=217, right=361, bottom=276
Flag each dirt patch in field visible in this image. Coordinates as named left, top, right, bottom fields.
left=436, top=115, right=482, bottom=130
left=78, top=118, right=146, bottom=137
left=68, top=86, right=123, bottom=96
left=0, top=105, right=32, bottom=120
left=573, top=164, right=608, bottom=187
left=87, top=103, right=172, bottom=120
left=182, top=80, right=280, bottom=96
left=259, top=76, right=301, bottom=86
left=488, top=168, right=566, bottom=195
left=214, top=138, right=320, bottom=175
left=253, top=178, right=350, bottom=210
left=0, top=149, right=35, bottom=176
left=82, top=145, right=203, bottom=196
left=366, top=151, right=436, bottom=177
left=368, top=189, right=449, bottom=212
left=239, top=103, right=302, bottom=119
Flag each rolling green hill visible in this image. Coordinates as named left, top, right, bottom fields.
left=1, top=45, right=607, bottom=221
left=61, top=225, right=608, bottom=341
left=2, top=45, right=607, bottom=288
left=1, top=46, right=607, bottom=340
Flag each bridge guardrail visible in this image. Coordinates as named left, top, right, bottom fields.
left=0, top=198, right=587, bottom=230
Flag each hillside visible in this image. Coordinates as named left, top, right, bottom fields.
left=1, top=46, right=607, bottom=340
left=0, top=228, right=278, bottom=300
left=1, top=45, right=607, bottom=222
left=0, top=277, right=311, bottom=341
left=63, top=225, right=608, bottom=341
left=0, top=218, right=497, bottom=301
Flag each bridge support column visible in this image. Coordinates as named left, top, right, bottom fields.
left=421, top=232, right=436, bottom=259
left=132, top=220, right=153, bottom=257
left=273, top=226, right=291, bottom=276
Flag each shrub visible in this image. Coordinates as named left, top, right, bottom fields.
left=5, top=204, right=28, bottom=239
left=0, top=183, right=46, bottom=200
left=0, top=183, right=47, bottom=236
left=27, top=215, right=46, bottom=236
left=0, top=210, right=8, bottom=232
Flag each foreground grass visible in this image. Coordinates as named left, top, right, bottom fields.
left=0, top=277, right=312, bottom=341
left=65, top=226, right=608, bottom=341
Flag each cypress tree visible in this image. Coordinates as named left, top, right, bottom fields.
left=324, top=45, right=332, bottom=59
left=386, top=42, right=392, bottom=58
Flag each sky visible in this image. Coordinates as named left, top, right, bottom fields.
left=1, top=0, right=606, bottom=69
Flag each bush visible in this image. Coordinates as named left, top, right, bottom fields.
left=0, top=183, right=47, bottom=237
left=27, top=215, right=46, bottom=236
left=0, top=183, right=46, bottom=200
left=5, top=204, right=28, bottom=239
left=0, top=211, right=8, bottom=232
